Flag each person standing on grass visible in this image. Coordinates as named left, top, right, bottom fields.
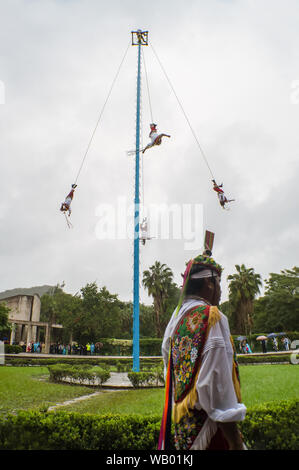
left=241, top=339, right=247, bottom=354
left=272, top=337, right=278, bottom=352
left=261, top=339, right=267, bottom=354
left=159, top=249, right=247, bottom=450
left=282, top=337, right=290, bottom=351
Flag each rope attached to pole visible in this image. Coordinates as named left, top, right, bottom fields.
left=142, top=48, right=154, bottom=124
left=73, top=41, right=131, bottom=185
left=149, top=41, right=215, bottom=181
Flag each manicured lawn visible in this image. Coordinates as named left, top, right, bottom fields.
left=240, top=364, right=299, bottom=406
left=0, top=366, right=94, bottom=416
left=0, top=364, right=298, bottom=416
left=57, top=364, right=299, bottom=414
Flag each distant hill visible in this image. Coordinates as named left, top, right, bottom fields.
left=0, top=285, right=55, bottom=300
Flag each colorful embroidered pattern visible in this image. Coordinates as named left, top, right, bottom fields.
left=172, top=305, right=210, bottom=402
left=174, top=408, right=207, bottom=450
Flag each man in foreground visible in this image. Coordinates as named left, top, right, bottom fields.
left=159, top=250, right=247, bottom=450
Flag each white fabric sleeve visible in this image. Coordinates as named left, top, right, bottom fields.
left=196, top=322, right=246, bottom=423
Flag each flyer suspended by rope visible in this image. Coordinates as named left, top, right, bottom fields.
left=212, top=180, right=235, bottom=210
left=142, top=123, right=170, bottom=154
left=126, top=122, right=170, bottom=156
left=57, top=42, right=131, bottom=229
left=149, top=41, right=237, bottom=209
left=60, top=184, right=77, bottom=228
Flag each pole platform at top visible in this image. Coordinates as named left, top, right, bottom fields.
left=132, top=29, right=148, bottom=372
left=131, top=30, right=148, bottom=46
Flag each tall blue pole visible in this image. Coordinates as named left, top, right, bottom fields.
left=133, top=34, right=142, bottom=372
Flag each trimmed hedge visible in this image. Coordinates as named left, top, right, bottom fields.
left=4, top=345, right=23, bottom=354
left=4, top=356, right=122, bottom=367
left=4, top=354, right=298, bottom=369
left=139, top=339, right=163, bottom=356
left=95, top=338, right=163, bottom=356
left=237, top=354, right=299, bottom=365
left=47, top=364, right=164, bottom=388
left=240, top=400, right=299, bottom=450
left=0, top=411, right=161, bottom=450
left=0, top=399, right=297, bottom=450
left=128, top=366, right=164, bottom=388
left=48, top=364, right=110, bottom=386
left=3, top=356, right=162, bottom=368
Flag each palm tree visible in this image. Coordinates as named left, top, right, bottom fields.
left=142, top=261, right=174, bottom=337
left=227, top=264, right=262, bottom=336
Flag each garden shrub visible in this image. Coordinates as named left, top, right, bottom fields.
left=4, top=356, right=121, bottom=367
left=47, top=364, right=110, bottom=386
left=127, top=372, right=150, bottom=388
left=4, top=353, right=298, bottom=368
left=139, top=338, right=163, bottom=356
left=150, top=365, right=165, bottom=386
left=128, top=367, right=164, bottom=388
left=116, top=361, right=126, bottom=372
left=240, top=399, right=299, bottom=450
left=91, top=338, right=163, bottom=356
left=4, top=345, right=23, bottom=354
left=4, top=356, right=122, bottom=368
left=94, top=369, right=111, bottom=385
left=0, top=399, right=297, bottom=450
left=237, top=354, right=297, bottom=365
left=0, top=411, right=161, bottom=450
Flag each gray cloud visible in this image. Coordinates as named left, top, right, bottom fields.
left=0, top=0, right=298, bottom=307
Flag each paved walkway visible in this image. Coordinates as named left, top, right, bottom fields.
left=47, top=391, right=104, bottom=411
left=103, top=372, right=134, bottom=388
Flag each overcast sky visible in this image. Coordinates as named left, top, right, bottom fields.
left=0, top=0, right=298, bottom=306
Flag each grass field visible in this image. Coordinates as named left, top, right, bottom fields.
left=0, top=366, right=93, bottom=416
left=0, top=364, right=298, bottom=416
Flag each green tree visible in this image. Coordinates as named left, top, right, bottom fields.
left=40, top=285, right=83, bottom=344
left=219, top=300, right=230, bottom=317
left=140, top=303, right=155, bottom=338
left=161, top=281, right=180, bottom=332
left=253, top=267, right=299, bottom=332
left=116, top=301, right=134, bottom=339
left=142, top=261, right=174, bottom=337
left=40, top=284, right=64, bottom=324
left=0, top=302, right=11, bottom=337
left=227, top=264, right=262, bottom=335
left=75, top=282, right=122, bottom=343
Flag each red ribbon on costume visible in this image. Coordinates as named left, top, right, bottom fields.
left=157, top=342, right=173, bottom=450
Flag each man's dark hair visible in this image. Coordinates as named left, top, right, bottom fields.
left=185, top=277, right=206, bottom=296
left=185, top=265, right=217, bottom=296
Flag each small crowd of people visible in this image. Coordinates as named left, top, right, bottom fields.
left=239, top=340, right=252, bottom=354
left=269, top=336, right=291, bottom=352
left=18, top=341, right=46, bottom=353
left=49, top=342, right=102, bottom=355
left=239, top=336, right=291, bottom=354
left=12, top=341, right=103, bottom=355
